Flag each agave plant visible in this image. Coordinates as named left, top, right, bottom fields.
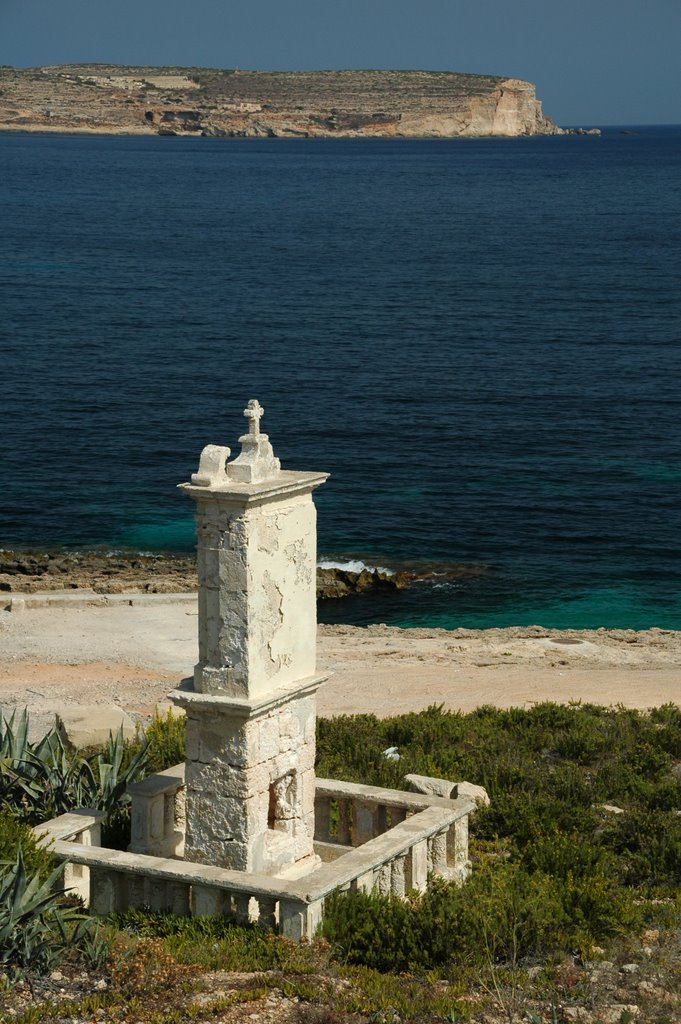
left=0, top=711, right=149, bottom=824
left=0, top=845, right=90, bottom=976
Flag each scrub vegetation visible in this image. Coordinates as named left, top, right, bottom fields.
left=1, top=703, right=680, bottom=1022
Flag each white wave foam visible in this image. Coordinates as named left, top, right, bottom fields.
left=317, top=559, right=394, bottom=576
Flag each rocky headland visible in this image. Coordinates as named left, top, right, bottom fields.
left=0, top=65, right=563, bottom=138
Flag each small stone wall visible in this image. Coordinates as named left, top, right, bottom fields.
left=36, top=779, right=474, bottom=940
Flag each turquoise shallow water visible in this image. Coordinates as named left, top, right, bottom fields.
left=1, top=127, right=680, bottom=630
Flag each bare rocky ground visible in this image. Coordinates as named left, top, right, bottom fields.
left=0, top=64, right=562, bottom=138
left=1, top=928, right=680, bottom=1023
left=0, top=592, right=678, bottom=739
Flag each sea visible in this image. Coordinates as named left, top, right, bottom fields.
left=1, top=127, right=680, bottom=630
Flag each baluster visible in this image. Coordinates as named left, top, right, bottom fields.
left=377, top=862, right=391, bottom=895
left=168, top=880, right=191, bottom=915
left=337, top=799, right=352, bottom=845
left=391, top=854, right=407, bottom=897
left=257, top=897, right=278, bottom=930
left=390, top=806, right=407, bottom=827
left=146, top=876, right=173, bottom=911
left=408, top=839, right=428, bottom=892
left=429, top=828, right=449, bottom=878
left=315, top=796, right=331, bottom=842
left=449, top=815, right=471, bottom=882
left=233, top=892, right=251, bottom=923
left=127, top=875, right=146, bottom=909
left=90, top=868, right=126, bottom=915
left=279, top=897, right=307, bottom=940
left=353, top=800, right=378, bottom=844
left=163, top=793, right=176, bottom=852
left=306, top=898, right=324, bottom=939
left=352, top=869, right=375, bottom=894
left=192, top=884, right=224, bottom=916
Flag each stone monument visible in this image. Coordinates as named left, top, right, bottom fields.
left=171, top=400, right=329, bottom=877
left=36, top=398, right=476, bottom=937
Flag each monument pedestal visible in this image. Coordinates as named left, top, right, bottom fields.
left=171, top=400, right=328, bottom=875
left=173, top=677, right=324, bottom=873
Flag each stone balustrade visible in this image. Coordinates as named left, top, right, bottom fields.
left=33, top=808, right=106, bottom=905
left=314, top=777, right=466, bottom=851
left=36, top=778, right=473, bottom=940
left=128, top=763, right=185, bottom=858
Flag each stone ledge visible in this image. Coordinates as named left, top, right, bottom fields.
left=51, top=840, right=305, bottom=901
left=315, top=777, right=476, bottom=816
left=128, top=765, right=184, bottom=799
left=179, top=469, right=329, bottom=506
left=171, top=673, right=329, bottom=719
left=51, top=801, right=467, bottom=906
left=0, top=590, right=196, bottom=611
left=34, top=809, right=106, bottom=845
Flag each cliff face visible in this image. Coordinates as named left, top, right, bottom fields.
left=0, top=66, right=562, bottom=138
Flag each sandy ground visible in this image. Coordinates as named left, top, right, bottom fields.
left=0, top=593, right=679, bottom=736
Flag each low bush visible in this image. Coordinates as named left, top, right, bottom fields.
left=0, top=809, right=53, bottom=881
left=322, top=855, right=636, bottom=973
left=317, top=702, right=681, bottom=969
left=125, top=707, right=185, bottom=776
left=112, top=908, right=322, bottom=973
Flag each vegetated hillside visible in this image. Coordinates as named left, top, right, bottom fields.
left=2, top=703, right=680, bottom=1022
left=0, top=64, right=563, bottom=138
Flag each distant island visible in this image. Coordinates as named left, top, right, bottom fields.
left=0, top=65, right=564, bottom=138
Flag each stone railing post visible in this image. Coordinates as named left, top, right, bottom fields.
left=428, top=828, right=449, bottom=878
left=314, top=796, right=332, bottom=842
left=448, top=816, right=471, bottom=882
left=279, top=896, right=324, bottom=940
left=407, top=839, right=428, bottom=892
left=337, top=799, right=352, bottom=845
left=353, top=800, right=379, bottom=845
left=128, top=767, right=185, bottom=859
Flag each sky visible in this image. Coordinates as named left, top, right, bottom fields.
left=1, top=0, right=679, bottom=126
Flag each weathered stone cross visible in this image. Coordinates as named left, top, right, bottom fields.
left=244, top=399, right=264, bottom=437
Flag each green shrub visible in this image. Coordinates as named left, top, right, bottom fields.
left=111, top=908, right=321, bottom=972
left=0, top=809, right=53, bottom=881
left=322, top=852, right=637, bottom=974
left=316, top=703, right=681, bottom=892
left=126, top=708, right=185, bottom=776
left=316, top=702, right=681, bottom=973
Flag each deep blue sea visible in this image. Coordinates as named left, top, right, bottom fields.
left=1, top=127, right=680, bottom=629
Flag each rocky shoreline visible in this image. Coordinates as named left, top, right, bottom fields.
left=0, top=550, right=488, bottom=600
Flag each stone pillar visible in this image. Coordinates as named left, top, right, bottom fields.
left=172, top=400, right=328, bottom=876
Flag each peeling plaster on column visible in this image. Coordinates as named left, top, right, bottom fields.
left=255, top=510, right=282, bottom=554
left=285, top=539, right=313, bottom=586
left=262, top=571, right=284, bottom=674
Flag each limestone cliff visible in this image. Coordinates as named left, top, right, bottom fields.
left=0, top=65, right=562, bottom=138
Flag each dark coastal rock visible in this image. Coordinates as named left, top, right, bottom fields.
left=315, top=562, right=489, bottom=600
left=0, top=551, right=489, bottom=600
left=316, top=566, right=401, bottom=599
left=0, top=550, right=198, bottom=594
